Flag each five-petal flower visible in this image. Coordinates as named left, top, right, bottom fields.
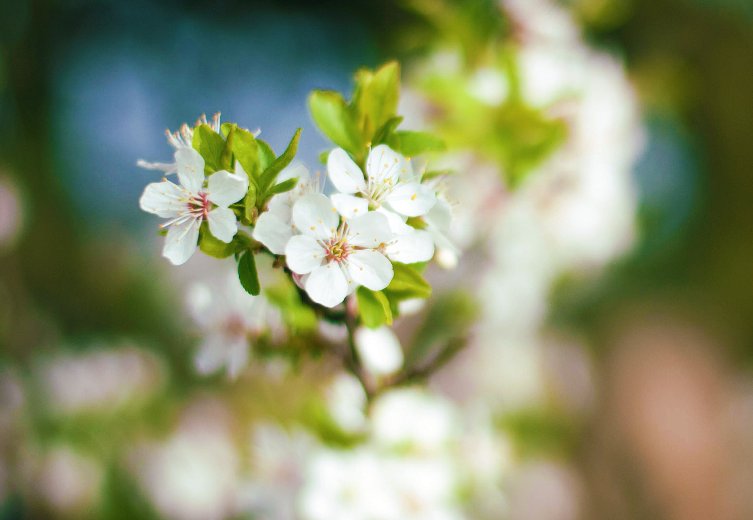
left=327, top=145, right=437, bottom=220
left=283, top=193, right=394, bottom=308
left=139, top=148, right=248, bottom=265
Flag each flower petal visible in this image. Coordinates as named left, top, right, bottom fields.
left=207, top=207, right=238, bottom=243
left=331, top=193, right=368, bottom=220
left=346, top=250, right=393, bottom=291
left=292, top=193, right=339, bottom=240
left=139, top=180, right=186, bottom=217
left=327, top=148, right=366, bottom=194
left=386, top=229, right=435, bottom=264
left=175, top=148, right=205, bottom=194
left=253, top=211, right=292, bottom=255
left=378, top=207, right=412, bottom=234
left=206, top=169, right=248, bottom=207
left=425, top=198, right=452, bottom=232
left=162, top=218, right=200, bottom=265
left=385, top=182, right=436, bottom=217
left=355, top=326, right=404, bottom=376
left=346, top=211, right=393, bottom=248
left=285, top=234, right=326, bottom=274
left=305, top=263, right=349, bottom=308
left=366, top=144, right=411, bottom=185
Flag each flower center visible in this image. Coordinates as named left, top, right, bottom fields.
left=324, top=236, right=351, bottom=263
left=187, top=192, right=210, bottom=220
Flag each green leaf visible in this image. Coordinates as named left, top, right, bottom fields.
left=268, top=177, right=299, bottom=196
left=198, top=222, right=236, bottom=258
left=192, top=124, right=227, bottom=173
left=237, top=251, right=260, bottom=296
left=265, top=276, right=317, bottom=331
left=220, top=124, right=235, bottom=170
left=258, top=128, right=302, bottom=193
left=387, top=130, right=446, bottom=157
left=385, top=263, right=432, bottom=300
left=257, top=139, right=276, bottom=171
left=309, top=90, right=363, bottom=155
left=356, top=287, right=393, bottom=328
left=352, top=61, right=401, bottom=140
left=372, top=116, right=404, bottom=145
left=421, top=169, right=453, bottom=181
left=231, top=127, right=261, bottom=180
left=244, top=186, right=258, bottom=224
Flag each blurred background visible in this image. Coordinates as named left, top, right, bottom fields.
left=1, top=0, right=753, bottom=518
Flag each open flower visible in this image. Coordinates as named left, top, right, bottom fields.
left=283, top=193, right=394, bottom=308
left=327, top=145, right=436, bottom=219
left=139, top=148, right=248, bottom=265
left=187, top=272, right=278, bottom=378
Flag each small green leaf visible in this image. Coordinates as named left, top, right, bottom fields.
left=385, top=263, right=432, bottom=300
left=257, top=139, right=276, bottom=171
left=243, top=185, right=258, bottom=223
left=352, top=61, right=400, bottom=140
left=318, top=150, right=329, bottom=164
left=372, top=116, right=404, bottom=145
left=220, top=124, right=235, bottom=170
left=387, top=130, right=446, bottom=157
left=422, top=169, right=453, bottom=181
left=258, top=128, right=302, bottom=193
left=199, top=222, right=236, bottom=258
left=231, top=128, right=261, bottom=180
left=237, top=251, right=260, bottom=296
left=268, top=177, right=299, bottom=196
left=309, top=90, right=363, bottom=155
left=192, top=124, right=227, bottom=173
left=356, top=287, right=393, bottom=328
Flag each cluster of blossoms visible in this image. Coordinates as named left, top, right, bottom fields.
left=138, top=113, right=454, bottom=310
left=253, top=144, right=447, bottom=307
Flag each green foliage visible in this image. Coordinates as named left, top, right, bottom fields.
left=309, top=61, right=444, bottom=166
left=237, top=250, right=261, bottom=296
left=198, top=222, right=237, bottom=258
left=258, top=128, right=301, bottom=194
left=192, top=124, right=227, bottom=173
left=308, top=90, right=363, bottom=156
left=356, top=287, right=393, bottom=328
left=352, top=61, right=401, bottom=140
left=387, top=130, right=446, bottom=157
left=384, top=262, right=432, bottom=301
left=268, top=176, right=299, bottom=195
left=265, top=275, right=318, bottom=332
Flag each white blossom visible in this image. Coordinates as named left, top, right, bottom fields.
left=281, top=193, right=394, bottom=308
left=186, top=271, right=279, bottom=379
left=354, top=326, right=404, bottom=377
left=139, top=148, right=248, bottom=265
left=327, top=144, right=436, bottom=219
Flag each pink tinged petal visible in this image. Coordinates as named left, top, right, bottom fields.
left=162, top=218, right=200, bottom=265
left=206, top=169, right=249, bottom=207
left=305, top=263, right=349, bottom=308
left=175, top=148, right=205, bottom=194
left=327, top=148, right=366, bottom=194
left=285, top=235, right=326, bottom=274
left=346, top=211, right=393, bottom=248
left=366, top=144, right=411, bottom=185
left=253, top=211, right=292, bottom=255
left=292, top=193, right=339, bottom=240
left=386, top=229, right=435, bottom=264
left=385, top=182, right=436, bottom=217
left=331, top=193, right=368, bottom=220
left=207, top=207, right=238, bottom=243
left=139, top=180, right=186, bottom=217
left=346, top=250, right=393, bottom=291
